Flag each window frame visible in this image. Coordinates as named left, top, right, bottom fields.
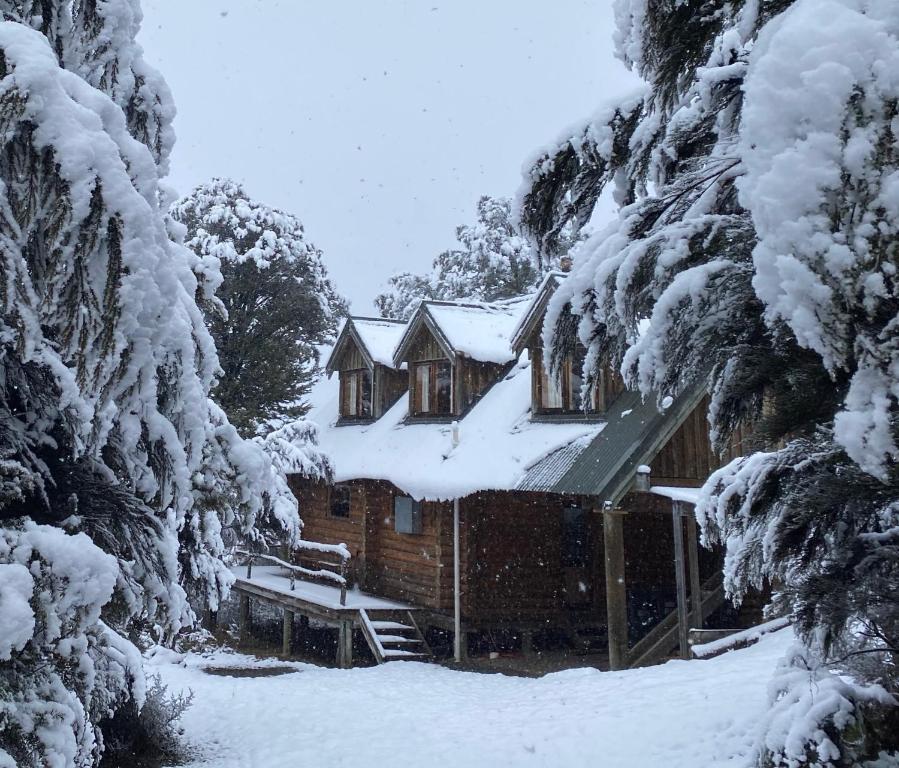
left=411, top=359, right=453, bottom=417
left=393, top=494, right=423, bottom=535
left=329, top=483, right=352, bottom=519
left=339, top=367, right=373, bottom=419
left=533, top=347, right=598, bottom=415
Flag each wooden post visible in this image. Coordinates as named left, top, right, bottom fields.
left=603, top=504, right=628, bottom=670
left=337, top=620, right=353, bottom=668
left=521, top=630, right=535, bottom=657
left=339, top=559, right=347, bottom=607
left=685, top=513, right=703, bottom=630
left=282, top=609, right=294, bottom=656
left=672, top=501, right=690, bottom=659
left=238, top=593, right=250, bottom=646
left=453, top=498, right=462, bottom=663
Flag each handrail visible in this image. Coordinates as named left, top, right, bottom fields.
left=235, top=547, right=350, bottom=606
left=626, top=574, right=725, bottom=669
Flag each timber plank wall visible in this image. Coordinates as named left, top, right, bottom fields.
left=290, top=478, right=453, bottom=611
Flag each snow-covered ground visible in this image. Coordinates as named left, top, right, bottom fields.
left=151, top=629, right=792, bottom=768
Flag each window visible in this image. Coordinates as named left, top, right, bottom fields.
left=534, top=348, right=597, bottom=414
left=340, top=369, right=372, bottom=418
left=394, top=495, right=423, bottom=534
left=329, top=484, right=351, bottom=518
left=412, top=360, right=453, bottom=416
left=562, top=506, right=589, bottom=567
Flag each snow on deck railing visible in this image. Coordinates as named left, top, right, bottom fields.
left=691, top=617, right=791, bottom=659
left=235, top=546, right=350, bottom=606
left=293, top=539, right=351, bottom=561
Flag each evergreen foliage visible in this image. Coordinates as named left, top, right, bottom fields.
left=0, top=5, right=322, bottom=765
left=172, top=178, right=346, bottom=436
left=375, top=196, right=542, bottom=319
left=519, top=0, right=899, bottom=763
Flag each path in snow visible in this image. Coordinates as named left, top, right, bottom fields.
left=151, top=630, right=792, bottom=768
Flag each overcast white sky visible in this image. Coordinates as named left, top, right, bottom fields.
left=139, top=1, right=639, bottom=310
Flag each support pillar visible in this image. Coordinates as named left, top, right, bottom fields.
left=602, top=505, right=628, bottom=670
left=521, top=630, right=535, bottom=657
left=238, top=593, right=250, bottom=646
left=453, top=498, right=462, bottom=663
left=685, top=513, right=703, bottom=630
left=672, top=501, right=690, bottom=659
left=337, top=620, right=353, bottom=669
left=282, top=609, right=294, bottom=656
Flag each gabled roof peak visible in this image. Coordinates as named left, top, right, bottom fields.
left=393, top=295, right=533, bottom=367
left=325, top=316, right=407, bottom=374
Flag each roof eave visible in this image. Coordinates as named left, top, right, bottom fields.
left=324, top=319, right=376, bottom=376
left=510, top=273, right=564, bottom=356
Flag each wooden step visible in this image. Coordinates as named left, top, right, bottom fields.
left=376, top=634, right=419, bottom=644
left=359, top=608, right=433, bottom=664
left=382, top=649, right=428, bottom=659
left=370, top=620, right=414, bottom=631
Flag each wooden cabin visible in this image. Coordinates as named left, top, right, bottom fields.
left=290, top=285, right=758, bottom=667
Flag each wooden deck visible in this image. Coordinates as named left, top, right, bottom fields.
left=230, top=566, right=432, bottom=667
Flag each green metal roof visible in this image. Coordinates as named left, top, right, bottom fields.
left=518, top=379, right=707, bottom=504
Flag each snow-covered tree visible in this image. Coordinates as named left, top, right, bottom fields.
left=374, top=271, right=435, bottom=322
left=519, top=0, right=899, bottom=763
left=375, top=196, right=541, bottom=319
left=172, top=179, right=346, bottom=436
left=0, top=6, right=319, bottom=765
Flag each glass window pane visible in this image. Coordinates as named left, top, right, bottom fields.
left=570, top=365, right=584, bottom=411
left=394, top=496, right=422, bottom=534
left=360, top=369, right=372, bottom=416
left=541, top=366, right=563, bottom=409
left=341, top=373, right=356, bottom=416
left=348, top=372, right=358, bottom=415
left=435, top=361, right=452, bottom=414
left=415, top=364, right=430, bottom=413
left=330, top=484, right=351, bottom=518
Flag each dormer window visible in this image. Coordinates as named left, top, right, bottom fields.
left=412, top=360, right=452, bottom=416
left=340, top=368, right=372, bottom=419
left=533, top=347, right=598, bottom=415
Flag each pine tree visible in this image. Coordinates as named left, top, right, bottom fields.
left=375, top=195, right=541, bottom=319
left=0, top=5, right=318, bottom=765
left=172, top=179, right=346, bottom=436
left=519, top=0, right=899, bottom=763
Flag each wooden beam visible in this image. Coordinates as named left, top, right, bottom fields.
left=672, top=501, right=690, bottom=659
left=602, top=505, right=628, bottom=671
left=685, top=513, right=703, bottom=630
left=282, top=609, right=294, bottom=656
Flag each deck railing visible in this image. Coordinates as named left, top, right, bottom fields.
left=236, top=540, right=352, bottom=605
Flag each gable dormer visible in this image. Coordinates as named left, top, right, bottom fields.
left=325, top=317, right=407, bottom=422
left=511, top=272, right=624, bottom=419
left=393, top=300, right=523, bottom=420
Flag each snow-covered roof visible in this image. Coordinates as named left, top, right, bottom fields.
left=393, top=297, right=532, bottom=366
left=325, top=317, right=406, bottom=374
left=351, top=318, right=406, bottom=367
left=306, top=356, right=605, bottom=501
left=649, top=485, right=702, bottom=505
